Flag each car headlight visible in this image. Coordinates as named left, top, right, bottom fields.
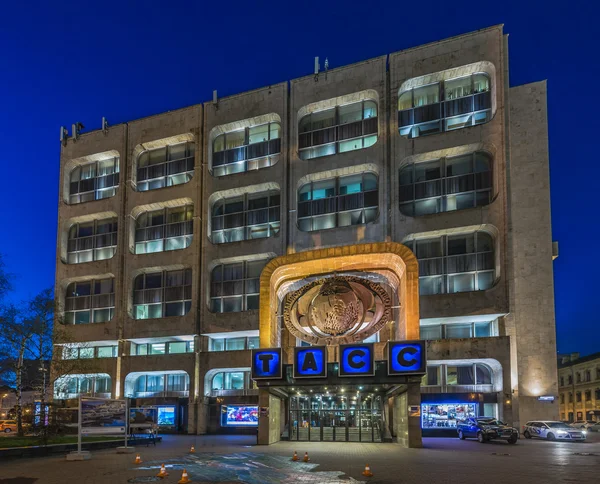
left=557, top=430, right=567, bottom=435
left=582, top=430, right=587, bottom=435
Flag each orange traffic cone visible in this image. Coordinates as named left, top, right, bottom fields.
left=156, top=464, right=169, bottom=478
left=303, top=452, right=310, bottom=462
left=292, top=451, right=299, bottom=461
left=178, top=468, right=191, bottom=484
left=362, top=464, right=374, bottom=477
left=134, top=454, right=142, bottom=464
left=190, top=445, right=196, bottom=453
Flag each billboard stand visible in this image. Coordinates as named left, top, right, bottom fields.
left=117, top=399, right=134, bottom=454
left=66, top=396, right=91, bottom=461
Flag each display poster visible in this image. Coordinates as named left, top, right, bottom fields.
left=157, top=406, right=176, bottom=426
left=130, top=407, right=158, bottom=430
left=221, top=405, right=259, bottom=427
left=409, top=405, right=421, bottom=417
left=81, top=397, right=126, bottom=434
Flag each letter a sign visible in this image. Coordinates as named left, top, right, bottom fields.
left=294, top=346, right=327, bottom=378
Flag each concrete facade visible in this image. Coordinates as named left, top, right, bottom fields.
left=51, top=25, right=558, bottom=440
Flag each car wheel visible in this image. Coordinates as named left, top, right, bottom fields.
left=477, top=432, right=486, bottom=443
left=547, top=432, right=556, bottom=441
left=458, top=430, right=465, bottom=440
left=508, top=435, right=518, bottom=444
left=524, top=431, right=531, bottom=439
left=4, top=428, right=11, bottom=433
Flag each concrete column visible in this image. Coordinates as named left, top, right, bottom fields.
left=258, top=389, right=281, bottom=445
left=195, top=398, right=208, bottom=435
left=393, top=384, right=422, bottom=448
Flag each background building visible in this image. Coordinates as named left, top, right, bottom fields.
left=52, top=24, right=558, bottom=441
left=558, top=353, right=600, bottom=422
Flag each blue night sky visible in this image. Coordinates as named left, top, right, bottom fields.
left=0, top=1, right=597, bottom=355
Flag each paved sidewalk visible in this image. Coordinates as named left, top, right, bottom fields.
left=0, top=434, right=599, bottom=483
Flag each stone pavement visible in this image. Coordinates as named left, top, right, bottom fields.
left=1, top=433, right=599, bottom=483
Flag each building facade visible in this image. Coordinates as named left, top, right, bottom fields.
left=51, top=25, right=558, bottom=445
left=558, top=353, right=600, bottom=422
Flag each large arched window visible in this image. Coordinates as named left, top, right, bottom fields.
left=398, top=73, right=491, bottom=138
left=135, top=205, right=193, bottom=254
left=399, top=151, right=493, bottom=216
left=210, top=259, right=268, bottom=313
left=69, top=157, right=120, bottom=204
left=211, top=191, right=280, bottom=244
left=137, top=142, right=195, bottom=191
left=298, top=173, right=378, bottom=231
left=133, top=269, right=192, bottom=319
left=65, top=278, right=115, bottom=324
left=405, top=231, right=495, bottom=295
left=211, top=371, right=250, bottom=391
left=67, top=218, right=118, bottom=264
left=212, top=122, right=281, bottom=177
left=298, top=100, right=378, bottom=160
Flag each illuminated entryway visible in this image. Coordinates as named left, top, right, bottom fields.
left=288, top=385, right=383, bottom=442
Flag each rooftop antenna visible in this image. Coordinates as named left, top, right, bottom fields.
left=72, top=122, right=84, bottom=141
left=213, top=90, right=218, bottom=110
left=324, top=57, right=329, bottom=80
left=101, top=117, right=109, bottom=134
left=60, top=126, right=68, bottom=146
left=314, top=56, right=320, bottom=82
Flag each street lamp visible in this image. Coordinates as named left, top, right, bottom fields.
left=1, top=393, right=7, bottom=410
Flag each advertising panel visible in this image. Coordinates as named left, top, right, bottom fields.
left=81, top=397, right=126, bottom=435
left=130, top=407, right=157, bottom=430
left=157, top=406, right=176, bottom=427
left=221, top=405, right=259, bottom=427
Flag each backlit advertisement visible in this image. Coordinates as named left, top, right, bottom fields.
left=81, top=397, right=126, bottom=435
left=221, top=405, right=259, bottom=427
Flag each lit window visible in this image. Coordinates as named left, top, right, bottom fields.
left=137, top=142, right=194, bottom=191
left=54, top=374, right=111, bottom=399
left=398, top=73, right=491, bottom=138
left=406, top=231, right=495, bottom=295
left=446, top=363, right=492, bottom=385
left=210, top=259, right=267, bottom=313
left=211, top=371, right=249, bottom=391
left=299, top=100, right=378, bottom=160
left=65, top=279, right=115, bottom=324
left=133, top=269, right=192, bottom=320
left=399, top=151, right=493, bottom=216
left=69, top=157, right=120, bottom=204
left=135, top=205, right=193, bottom=254
left=298, top=173, right=378, bottom=231
left=211, top=192, right=280, bottom=244
left=97, top=346, right=117, bottom=358
left=421, top=321, right=493, bottom=340
left=67, top=218, right=118, bottom=264
left=212, top=122, right=281, bottom=177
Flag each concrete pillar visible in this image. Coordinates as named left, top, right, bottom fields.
left=393, top=384, right=422, bottom=448
left=258, top=389, right=281, bottom=445
left=195, top=398, right=208, bottom=435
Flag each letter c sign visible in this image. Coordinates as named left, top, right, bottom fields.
left=387, top=341, right=426, bottom=375
left=339, top=343, right=375, bottom=377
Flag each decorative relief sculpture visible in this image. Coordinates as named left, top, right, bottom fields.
left=283, top=276, right=392, bottom=345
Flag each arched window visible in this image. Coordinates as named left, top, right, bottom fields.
left=212, top=122, right=281, bottom=177
left=399, top=151, right=493, bottom=216
left=297, top=173, right=378, bottom=231
left=69, top=157, right=120, bottom=204
left=210, top=259, right=268, bottom=313
left=67, top=218, right=118, bottom=263
left=211, top=371, right=249, bottom=391
left=405, top=231, right=495, bottom=295
left=298, top=100, right=378, bottom=160
left=65, top=278, right=115, bottom=324
left=137, top=142, right=194, bottom=191
left=133, top=269, right=192, bottom=320
left=211, top=191, right=280, bottom=244
left=135, top=205, right=193, bottom=254
left=398, top=73, right=491, bottom=138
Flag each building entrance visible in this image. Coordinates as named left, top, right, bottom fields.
left=288, top=387, right=383, bottom=442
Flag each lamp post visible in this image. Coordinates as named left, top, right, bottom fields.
left=1, top=393, right=8, bottom=413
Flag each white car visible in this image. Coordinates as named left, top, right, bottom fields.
left=570, top=420, right=598, bottom=430
left=523, top=421, right=586, bottom=441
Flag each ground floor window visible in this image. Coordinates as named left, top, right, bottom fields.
left=421, top=403, right=478, bottom=429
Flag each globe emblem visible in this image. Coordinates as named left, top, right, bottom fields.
left=308, top=280, right=363, bottom=336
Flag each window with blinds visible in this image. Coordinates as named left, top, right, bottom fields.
left=137, top=142, right=195, bottom=191
left=133, top=269, right=192, bottom=320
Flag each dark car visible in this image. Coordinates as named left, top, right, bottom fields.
left=457, top=417, right=519, bottom=444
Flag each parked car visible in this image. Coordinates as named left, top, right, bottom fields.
left=0, top=420, right=17, bottom=433
left=523, top=421, right=586, bottom=441
left=457, top=417, right=519, bottom=444
left=570, top=420, right=597, bottom=431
